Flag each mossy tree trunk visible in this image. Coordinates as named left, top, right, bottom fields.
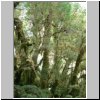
left=40, top=9, right=52, bottom=89
left=14, top=15, right=36, bottom=85
left=69, top=38, right=86, bottom=85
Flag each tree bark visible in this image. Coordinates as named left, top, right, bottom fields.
left=70, top=45, right=86, bottom=85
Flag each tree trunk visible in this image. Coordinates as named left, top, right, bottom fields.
left=70, top=45, right=86, bottom=85
left=40, top=9, right=52, bottom=88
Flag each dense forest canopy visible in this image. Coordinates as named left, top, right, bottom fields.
left=14, top=2, right=86, bottom=98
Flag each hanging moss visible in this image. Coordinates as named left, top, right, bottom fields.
left=14, top=2, right=86, bottom=98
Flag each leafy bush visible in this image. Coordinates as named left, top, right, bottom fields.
left=14, top=85, right=51, bottom=98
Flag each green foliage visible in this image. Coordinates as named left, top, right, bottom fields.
left=14, top=85, right=51, bottom=98
left=14, top=2, right=86, bottom=98
left=67, top=85, right=80, bottom=97
left=64, top=95, right=73, bottom=98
